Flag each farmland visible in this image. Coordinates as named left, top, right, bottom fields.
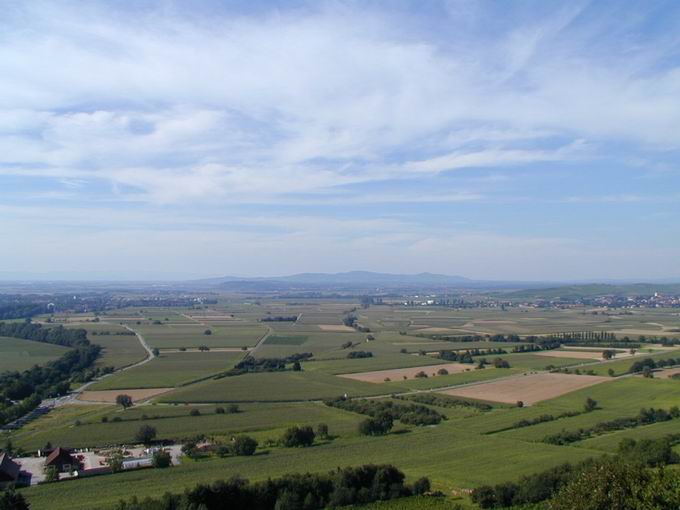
left=0, top=336, right=69, bottom=373
left=4, top=300, right=680, bottom=510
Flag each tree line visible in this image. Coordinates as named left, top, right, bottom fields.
left=113, top=464, right=430, bottom=510
left=325, top=397, right=446, bottom=427
left=543, top=406, right=680, bottom=445
left=0, top=320, right=88, bottom=347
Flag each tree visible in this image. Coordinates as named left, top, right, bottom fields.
left=152, top=449, right=172, bottom=468
left=107, top=451, right=124, bottom=473
left=135, top=424, right=157, bottom=444
left=281, top=426, right=315, bottom=447
left=358, top=414, right=393, bottom=436
left=232, top=435, right=258, bottom=456
left=116, top=394, right=133, bottom=409
left=204, top=329, right=212, bottom=335
left=198, top=345, right=210, bottom=351
left=437, top=368, right=449, bottom=375
left=0, top=488, right=29, bottom=510
left=44, top=464, right=59, bottom=482
left=215, top=406, right=225, bottom=414
left=152, top=348, right=160, bottom=357
left=584, top=397, right=598, bottom=412
left=602, top=350, right=615, bottom=360
left=190, top=408, right=201, bottom=416
left=608, top=368, right=615, bottom=377
left=549, top=459, right=680, bottom=510
left=292, top=361, right=302, bottom=371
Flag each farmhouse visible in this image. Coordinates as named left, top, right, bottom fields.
left=45, top=447, right=78, bottom=473
left=0, top=451, right=20, bottom=485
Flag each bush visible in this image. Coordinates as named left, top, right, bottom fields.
left=227, top=404, right=239, bottom=414
left=281, top=426, right=315, bottom=447
left=437, top=368, right=449, bottom=375
left=190, top=408, right=201, bottom=416
left=215, top=407, right=225, bottom=414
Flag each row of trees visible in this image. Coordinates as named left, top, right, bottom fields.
left=215, top=353, right=313, bottom=378
left=543, top=406, right=680, bottom=445
left=113, top=464, right=429, bottom=510
left=325, top=398, right=446, bottom=427
left=0, top=320, right=88, bottom=347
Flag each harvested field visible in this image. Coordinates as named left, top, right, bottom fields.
left=318, top=324, right=355, bottom=332
left=337, top=362, right=473, bottom=383
left=78, top=388, right=173, bottom=403
left=439, top=373, right=610, bottom=405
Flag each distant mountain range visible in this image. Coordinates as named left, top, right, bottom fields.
left=188, top=271, right=542, bottom=291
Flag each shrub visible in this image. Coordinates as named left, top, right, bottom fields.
left=437, top=368, right=449, bottom=375
left=215, top=407, right=225, bottom=414
left=190, top=409, right=201, bottom=416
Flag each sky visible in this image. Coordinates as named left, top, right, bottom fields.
left=1, top=0, right=680, bottom=281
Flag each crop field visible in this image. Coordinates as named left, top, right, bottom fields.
left=160, top=370, right=408, bottom=403
left=441, top=373, right=610, bottom=405
left=88, top=351, right=244, bottom=389
left=0, top=336, right=68, bottom=372
left=132, top=323, right=268, bottom=349
left=9, top=301, right=680, bottom=510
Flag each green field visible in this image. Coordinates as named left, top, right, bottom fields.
left=10, top=300, right=680, bottom=510
left=88, top=351, right=245, bottom=389
left=132, top=323, right=268, bottom=349
left=160, top=370, right=407, bottom=403
left=0, top=336, right=69, bottom=373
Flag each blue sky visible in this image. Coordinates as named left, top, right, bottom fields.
left=1, top=0, right=679, bottom=281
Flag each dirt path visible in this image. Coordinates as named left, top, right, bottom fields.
left=248, top=325, right=273, bottom=357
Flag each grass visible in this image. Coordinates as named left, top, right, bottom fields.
left=160, top=370, right=407, bottom=403
left=0, top=336, right=69, bottom=373
left=89, top=351, right=245, bottom=389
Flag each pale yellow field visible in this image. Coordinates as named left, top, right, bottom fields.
left=439, top=373, right=610, bottom=405
left=337, top=362, right=474, bottom=383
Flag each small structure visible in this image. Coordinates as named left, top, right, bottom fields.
left=45, top=447, right=78, bottom=473
left=0, top=452, right=20, bottom=485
